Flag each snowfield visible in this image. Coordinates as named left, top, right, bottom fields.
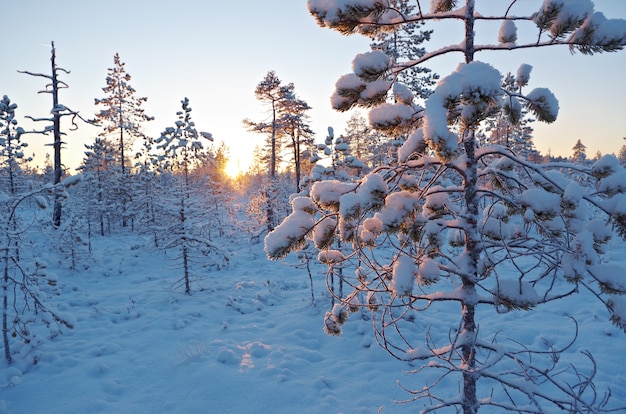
left=1, top=231, right=626, bottom=413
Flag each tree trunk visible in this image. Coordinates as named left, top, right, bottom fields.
left=119, top=112, right=125, bottom=175
left=183, top=242, right=190, bottom=295
left=464, top=0, right=475, bottom=64
left=460, top=5, right=479, bottom=413
left=50, top=43, right=63, bottom=228
left=292, top=128, right=301, bottom=193
left=181, top=169, right=191, bottom=295
left=265, top=187, right=275, bottom=233
left=461, top=129, right=479, bottom=414
left=270, top=100, right=277, bottom=179
left=2, top=250, right=11, bottom=363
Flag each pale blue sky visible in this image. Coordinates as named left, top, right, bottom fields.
left=3, top=1, right=625, bottom=172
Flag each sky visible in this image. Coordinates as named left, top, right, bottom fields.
left=3, top=0, right=626, bottom=174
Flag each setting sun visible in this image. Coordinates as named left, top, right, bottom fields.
left=224, top=158, right=243, bottom=179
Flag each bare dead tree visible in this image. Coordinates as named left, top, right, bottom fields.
left=19, top=41, right=95, bottom=227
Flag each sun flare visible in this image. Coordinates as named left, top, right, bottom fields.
left=224, top=159, right=243, bottom=179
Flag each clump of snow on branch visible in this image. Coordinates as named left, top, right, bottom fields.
left=480, top=204, right=514, bottom=241
left=360, top=80, right=392, bottom=102
left=392, top=82, right=414, bottom=105
left=357, top=173, right=387, bottom=210
left=390, top=255, right=415, bottom=296
left=360, top=216, right=383, bottom=245
left=423, top=61, right=502, bottom=159
left=318, top=250, right=346, bottom=264
left=313, top=216, right=338, bottom=249
left=532, top=0, right=626, bottom=53
left=264, top=197, right=317, bottom=259
left=417, top=257, right=440, bottom=285
left=495, top=280, right=541, bottom=310
left=525, top=87, right=559, bottom=123
left=607, top=296, right=626, bottom=331
left=339, top=192, right=361, bottom=219
left=534, top=0, right=594, bottom=39
left=430, top=0, right=458, bottom=14
left=591, top=154, right=621, bottom=178
left=518, top=188, right=561, bottom=220
left=331, top=74, right=366, bottom=111
left=368, top=103, right=416, bottom=133
left=516, top=64, right=533, bottom=88
left=588, top=264, right=626, bottom=295
left=307, top=0, right=390, bottom=31
left=352, top=50, right=390, bottom=81
left=574, top=13, right=626, bottom=51
left=376, top=191, right=420, bottom=232
left=311, top=180, right=356, bottom=211
left=324, top=303, right=349, bottom=336
left=499, top=20, right=517, bottom=44
left=397, top=130, right=427, bottom=162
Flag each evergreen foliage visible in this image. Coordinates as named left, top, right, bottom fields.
left=369, top=0, right=438, bottom=100
left=244, top=71, right=315, bottom=231
left=156, top=97, right=229, bottom=294
left=0, top=96, right=30, bottom=196
left=94, top=53, right=154, bottom=175
left=572, top=138, right=588, bottom=163
left=268, top=1, right=626, bottom=412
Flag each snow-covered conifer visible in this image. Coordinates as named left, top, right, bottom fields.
left=244, top=71, right=312, bottom=231
left=94, top=53, right=154, bottom=175
left=157, top=98, right=229, bottom=294
left=269, top=1, right=626, bottom=412
left=0, top=96, right=30, bottom=196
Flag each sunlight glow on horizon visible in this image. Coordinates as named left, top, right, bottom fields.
left=224, top=157, right=244, bottom=179
left=4, top=1, right=626, bottom=173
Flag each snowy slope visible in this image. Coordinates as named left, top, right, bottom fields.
left=1, top=232, right=625, bottom=413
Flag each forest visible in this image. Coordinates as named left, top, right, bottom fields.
left=3, top=1, right=626, bottom=413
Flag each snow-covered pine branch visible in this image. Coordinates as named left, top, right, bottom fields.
left=266, top=1, right=626, bottom=412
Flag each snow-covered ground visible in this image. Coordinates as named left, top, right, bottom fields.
left=2, top=231, right=625, bottom=413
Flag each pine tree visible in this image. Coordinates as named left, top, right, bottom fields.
left=270, top=1, right=626, bottom=412
left=93, top=53, right=154, bottom=228
left=193, top=142, right=236, bottom=241
left=280, top=89, right=315, bottom=192
left=132, top=130, right=163, bottom=246
left=618, top=144, right=626, bottom=164
left=157, top=98, right=228, bottom=294
left=78, top=138, right=117, bottom=237
left=572, top=138, right=588, bottom=163
left=342, top=111, right=393, bottom=170
left=243, top=71, right=312, bottom=230
left=0, top=96, right=30, bottom=196
left=243, top=71, right=291, bottom=179
left=244, top=71, right=290, bottom=232
left=94, top=53, right=153, bottom=175
left=343, top=112, right=369, bottom=164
